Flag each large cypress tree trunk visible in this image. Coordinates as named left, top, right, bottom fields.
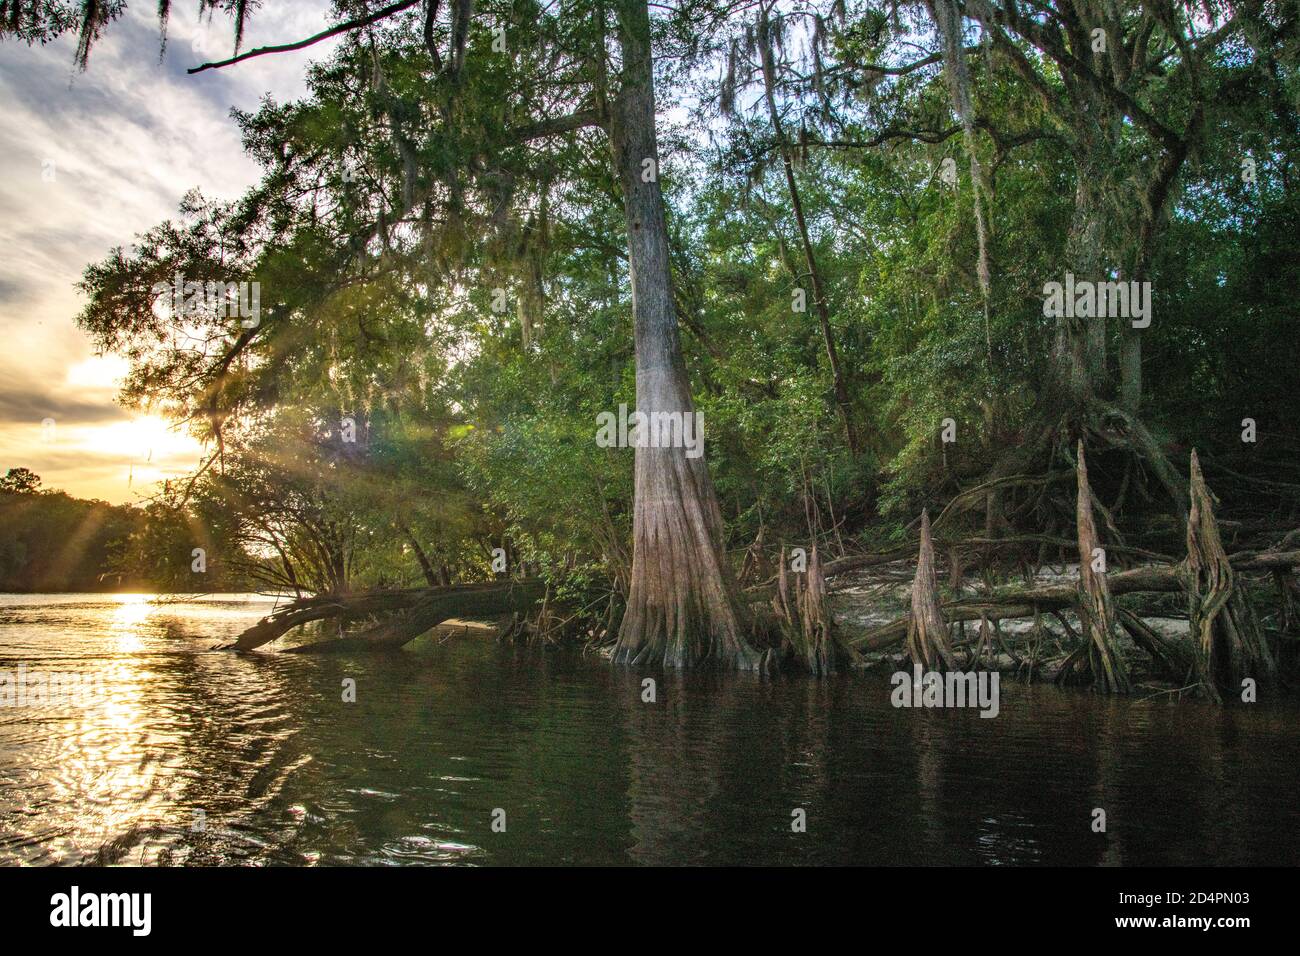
left=1051, top=69, right=1125, bottom=406
left=1056, top=166, right=1110, bottom=402
left=607, top=0, right=761, bottom=669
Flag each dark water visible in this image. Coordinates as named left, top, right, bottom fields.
left=1, top=593, right=1298, bottom=866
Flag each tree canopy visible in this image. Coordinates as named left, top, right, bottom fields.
left=3, top=0, right=1297, bottom=673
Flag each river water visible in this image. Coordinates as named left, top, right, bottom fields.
left=1, top=593, right=1297, bottom=866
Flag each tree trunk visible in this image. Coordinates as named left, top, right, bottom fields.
left=756, top=6, right=859, bottom=454
left=606, top=0, right=761, bottom=669
left=1123, top=106, right=1201, bottom=413
left=928, top=0, right=993, bottom=359
left=401, top=524, right=439, bottom=587
left=1118, top=325, right=1142, bottom=412
left=516, top=219, right=545, bottom=349
left=1057, top=170, right=1111, bottom=402
left=770, top=545, right=843, bottom=673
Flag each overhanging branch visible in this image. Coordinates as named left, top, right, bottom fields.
left=188, top=0, right=422, bottom=75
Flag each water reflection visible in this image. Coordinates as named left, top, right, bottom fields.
left=1, top=593, right=1299, bottom=865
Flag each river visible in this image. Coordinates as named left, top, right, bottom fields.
left=1, top=593, right=1297, bottom=865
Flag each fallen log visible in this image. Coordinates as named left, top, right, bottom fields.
left=848, top=565, right=1184, bottom=651
left=226, top=581, right=545, bottom=652
left=1117, top=608, right=1194, bottom=682
left=1227, top=549, right=1300, bottom=573
left=224, top=588, right=433, bottom=651
left=286, top=580, right=547, bottom=653
left=820, top=534, right=1173, bottom=582
left=844, top=553, right=1300, bottom=654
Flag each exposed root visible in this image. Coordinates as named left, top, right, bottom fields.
left=1185, top=451, right=1277, bottom=701
left=1056, top=442, right=1130, bottom=693
left=773, top=545, right=851, bottom=674
left=904, top=510, right=955, bottom=671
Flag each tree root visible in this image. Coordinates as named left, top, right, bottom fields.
left=772, top=546, right=852, bottom=674
left=1056, top=442, right=1130, bottom=693
left=904, top=510, right=954, bottom=670
left=1185, top=452, right=1277, bottom=701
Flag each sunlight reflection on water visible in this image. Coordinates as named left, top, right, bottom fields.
left=2, top=592, right=1299, bottom=866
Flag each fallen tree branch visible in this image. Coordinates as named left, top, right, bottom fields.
left=845, top=547, right=1300, bottom=653
left=819, top=533, right=1174, bottom=581
left=287, top=580, right=547, bottom=653
left=225, top=581, right=545, bottom=651
left=849, top=566, right=1184, bottom=651
left=223, top=587, right=432, bottom=651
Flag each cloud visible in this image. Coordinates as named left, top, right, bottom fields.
left=0, top=383, right=126, bottom=426
left=0, top=0, right=336, bottom=503
left=0, top=276, right=37, bottom=306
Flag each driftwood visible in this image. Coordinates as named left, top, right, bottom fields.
left=848, top=548, right=1300, bottom=653
left=846, top=451, right=1300, bottom=692
left=1056, top=442, right=1130, bottom=693
left=904, top=510, right=954, bottom=670
left=819, top=534, right=1173, bottom=583
left=1185, top=451, right=1276, bottom=701
left=226, top=580, right=546, bottom=652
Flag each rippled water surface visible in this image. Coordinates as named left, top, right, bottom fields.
left=2, top=593, right=1298, bottom=865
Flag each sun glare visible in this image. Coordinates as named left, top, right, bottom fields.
left=64, top=355, right=130, bottom=391
left=85, top=416, right=203, bottom=464
left=108, top=593, right=155, bottom=652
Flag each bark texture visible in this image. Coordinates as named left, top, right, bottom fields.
left=606, top=0, right=760, bottom=669
left=290, top=579, right=546, bottom=653
left=1058, top=442, right=1130, bottom=693
left=773, top=545, right=839, bottom=674
left=905, top=510, right=955, bottom=670
left=1185, top=450, right=1276, bottom=701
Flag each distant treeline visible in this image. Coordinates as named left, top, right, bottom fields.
left=0, top=468, right=251, bottom=593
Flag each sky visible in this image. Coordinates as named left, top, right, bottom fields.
left=0, top=1, right=337, bottom=505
